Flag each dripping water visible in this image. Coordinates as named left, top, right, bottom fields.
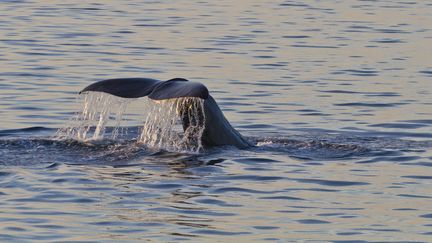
left=55, top=93, right=131, bottom=141
left=139, top=97, right=206, bottom=153
left=55, top=93, right=206, bottom=153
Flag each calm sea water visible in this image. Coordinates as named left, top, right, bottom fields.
left=1, top=1, right=432, bottom=242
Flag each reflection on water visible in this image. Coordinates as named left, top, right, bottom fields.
left=1, top=0, right=432, bottom=242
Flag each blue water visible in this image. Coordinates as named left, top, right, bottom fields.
left=1, top=1, right=432, bottom=242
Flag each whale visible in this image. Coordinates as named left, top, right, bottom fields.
left=80, top=78, right=252, bottom=149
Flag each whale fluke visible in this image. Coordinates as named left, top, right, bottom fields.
left=80, top=78, right=208, bottom=100
left=79, top=77, right=252, bottom=149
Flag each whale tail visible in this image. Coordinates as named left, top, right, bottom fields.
left=80, top=78, right=208, bottom=100
left=79, top=77, right=251, bottom=149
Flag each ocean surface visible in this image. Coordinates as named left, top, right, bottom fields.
left=1, top=1, right=432, bottom=242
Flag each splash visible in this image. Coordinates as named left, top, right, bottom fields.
left=56, top=93, right=206, bottom=153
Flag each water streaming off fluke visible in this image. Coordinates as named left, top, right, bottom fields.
left=55, top=93, right=206, bottom=153
left=56, top=93, right=131, bottom=141
left=139, top=96, right=206, bottom=153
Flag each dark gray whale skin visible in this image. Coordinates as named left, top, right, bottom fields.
left=80, top=78, right=252, bottom=149
left=202, top=96, right=251, bottom=148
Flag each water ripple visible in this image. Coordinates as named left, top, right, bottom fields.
left=1, top=0, right=432, bottom=242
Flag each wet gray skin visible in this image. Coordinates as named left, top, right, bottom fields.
left=201, top=96, right=251, bottom=148
left=81, top=78, right=252, bottom=149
